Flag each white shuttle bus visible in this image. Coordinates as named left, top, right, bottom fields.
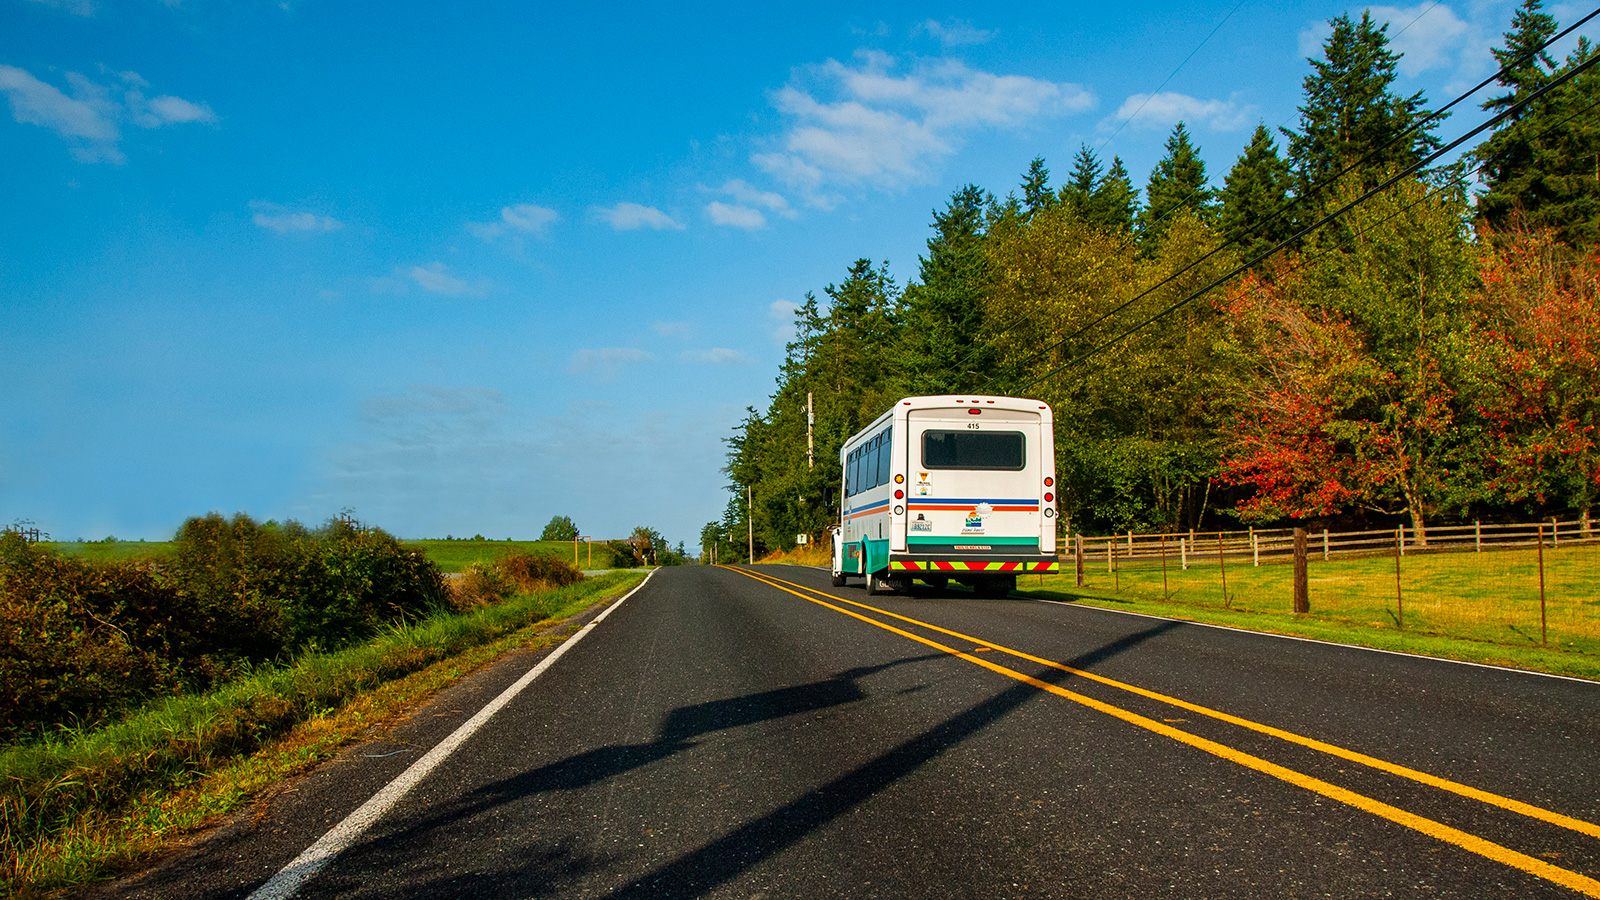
left=830, top=395, right=1059, bottom=597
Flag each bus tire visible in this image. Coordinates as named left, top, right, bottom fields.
left=830, top=570, right=846, bottom=587
left=865, top=569, right=887, bottom=596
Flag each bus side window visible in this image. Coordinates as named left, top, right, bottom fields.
left=865, top=436, right=879, bottom=489
left=845, top=449, right=856, bottom=496
left=876, top=428, right=892, bottom=485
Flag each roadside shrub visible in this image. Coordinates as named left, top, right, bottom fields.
left=496, top=553, right=583, bottom=591
left=0, top=514, right=448, bottom=744
left=448, top=563, right=515, bottom=610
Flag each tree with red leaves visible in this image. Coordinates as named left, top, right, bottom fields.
left=1471, top=226, right=1600, bottom=531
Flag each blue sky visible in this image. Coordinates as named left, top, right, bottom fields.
left=3, top=0, right=1595, bottom=548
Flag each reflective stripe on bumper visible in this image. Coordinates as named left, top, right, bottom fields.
left=889, top=560, right=1058, bottom=573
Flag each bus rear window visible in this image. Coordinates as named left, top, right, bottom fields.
left=921, top=430, right=1025, bottom=470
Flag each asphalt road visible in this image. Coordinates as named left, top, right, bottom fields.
left=91, top=564, right=1600, bottom=899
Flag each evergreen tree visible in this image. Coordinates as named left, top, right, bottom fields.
left=1486, top=0, right=1557, bottom=113
left=1021, top=156, right=1057, bottom=218
left=1218, top=123, right=1294, bottom=263
left=898, top=185, right=995, bottom=394
left=1475, top=5, right=1600, bottom=245
left=1138, top=122, right=1214, bottom=245
left=1060, top=145, right=1102, bottom=214
left=1091, top=156, right=1140, bottom=234
left=1286, top=12, right=1441, bottom=201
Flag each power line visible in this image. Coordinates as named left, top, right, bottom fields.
left=916, top=3, right=1470, bottom=394
left=980, top=6, right=1600, bottom=395
left=1011, top=48, right=1600, bottom=395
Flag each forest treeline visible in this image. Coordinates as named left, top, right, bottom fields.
left=704, top=3, right=1600, bottom=561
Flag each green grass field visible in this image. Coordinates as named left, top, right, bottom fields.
left=1024, top=541, right=1600, bottom=673
left=44, top=538, right=632, bottom=572
left=403, top=539, right=631, bottom=572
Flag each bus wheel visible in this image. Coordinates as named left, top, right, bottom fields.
left=830, top=569, right=846, bottom=587
left=976, top=576, right=1016, bottom=599
left=865, top=570, right=887, bottom=596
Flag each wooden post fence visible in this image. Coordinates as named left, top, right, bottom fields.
left=1293, top=527, right=1309, bottom=614
left=1075, top=534, right=1085, bottom=587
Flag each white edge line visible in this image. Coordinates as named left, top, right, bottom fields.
left=1030, top=595, right=1600, bottom=686
left=246, top=570, right=657, bottom=900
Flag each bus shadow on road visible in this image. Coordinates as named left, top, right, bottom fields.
left=309, top=654, right=948, bottom=897
left=323, top=623, right=1177, bottom=900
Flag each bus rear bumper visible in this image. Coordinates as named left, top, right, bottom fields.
left=888, top=556, right=1058, bottom=574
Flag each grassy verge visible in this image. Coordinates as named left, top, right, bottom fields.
left=756, top=545, right=829, bottom=567
left=1016, top=562, right=1600, bottom=681
left=2, top=570, right=645, bottom=897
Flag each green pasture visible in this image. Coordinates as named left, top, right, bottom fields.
left=1025, top=541, right=1600, bottom=674
left=42, top=541, right=171, bottom=562
left=402, top=539, right=630, bottom=572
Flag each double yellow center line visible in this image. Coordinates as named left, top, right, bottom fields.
left=721, top=565, right=1600, bottom=897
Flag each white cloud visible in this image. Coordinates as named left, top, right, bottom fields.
left=1105, top=91, right=1253, bottom=133
left=469, top=203, right=559, bottom=241
left=568, top=347, right=653, bottom=381
left=590, top=202, right=685, bottom=231
left=0, top=64, right=212, bottom=164
left=916, top=18, right=995, bottom=47
left=251, top=201, right=343, bottom=234
left=408, top=262, right=486, bottom=296
left=132, top=94, right=216, bottom=127
left=707, top=201, right=766, bottom=229
left=754, top=51, right=1094, bottom=197
left=713, top=178, right=798, bottom=218
left=1369, top=5, right=1472, bottom=75
left=681, top=348, right=752, bottom=365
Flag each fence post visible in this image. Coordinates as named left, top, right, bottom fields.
left=1075, top=534, right=1085, bottom=587
left=1475, top=518, right=1482, bottom=551
left=1293, top=527, right=1309, bottom=614
left=1113, top=539, right=1119, bottom=592
left=1394, top=529, right=1404, bottom=629
left=1323, top=527, right=1329, bottom=561
left=1107, top=539, right=1113, bottom=573
left=1181, top=537, right=1188, bottom=570
left=1160, top=533, right=1169, bottom=600
left=1217, top=531, right=1229, bottom=607
left=1251, top=528, right=1260, bottom=567
left=1538, top=522, right=1548, bottom=646
left=1552, top=516, right=1560, bottom=547
left=1127, top=530, right=1133, bottom=555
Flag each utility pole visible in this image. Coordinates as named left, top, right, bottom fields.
left=747, top=484, right=755, bottom=563
left=806, top=391, right=815, bottom=469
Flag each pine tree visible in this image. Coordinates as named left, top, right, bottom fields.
left=1021, top=156, right=1057, bottom=218
left=1138, top=122, right=1214, bottom=245
left=1474, top=4, right=1600, bottom=244
left=1286, top=12, right=1441, bottom=201
left=898, top=185, right=995, bottom=394
left=1219, top=123, right=1294, bottom=263
left=1091, top=156, right=1140, bottom=234
left=1060, top=145, right=1102, bottom=214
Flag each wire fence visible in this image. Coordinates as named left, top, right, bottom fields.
left=1056, top=518, right=1600, bottom=649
